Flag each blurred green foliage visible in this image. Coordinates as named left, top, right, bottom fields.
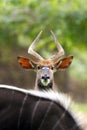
left=77, top=103, right=87, bottom=113
left=0, top=0, right=87, bottom=83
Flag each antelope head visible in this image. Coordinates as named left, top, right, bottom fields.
left=17, top=31, right=73, bottom=90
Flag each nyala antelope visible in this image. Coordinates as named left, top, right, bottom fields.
left=0, top=32, right=83, bottom=130
left=17, top=31, right=73, bottom=90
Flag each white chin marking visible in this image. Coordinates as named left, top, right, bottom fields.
left=41, top=79, right=50, bottom=86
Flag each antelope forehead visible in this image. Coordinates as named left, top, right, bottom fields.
left=40, top=60, right=52, bottom=66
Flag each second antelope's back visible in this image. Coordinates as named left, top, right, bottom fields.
left=0, top=85, right=83, bottom=130
left=18, top=31, right=73, bottom=90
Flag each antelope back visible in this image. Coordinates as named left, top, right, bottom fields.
left=0, top=85, right=83, bottom=130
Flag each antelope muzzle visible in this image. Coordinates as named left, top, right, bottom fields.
left=37, top=66, right=53, bottom=90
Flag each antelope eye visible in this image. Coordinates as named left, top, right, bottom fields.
left=37, top=65, right=41, bottom=70
left=51, top=66, right=54, bottom=70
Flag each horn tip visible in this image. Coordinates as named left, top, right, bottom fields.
left=40, top=30, right=43, bottom=34
left=50, top=30, right=53, bottom=33
left=50, top=30, right=55, bottom=36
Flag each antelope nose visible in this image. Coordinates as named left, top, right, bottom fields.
left=42, top=75, right=50, bottom=81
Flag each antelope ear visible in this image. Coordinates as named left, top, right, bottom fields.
left=56, top=56, right=73, bottom=69
left=17, top=56, right=35, bottom=69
